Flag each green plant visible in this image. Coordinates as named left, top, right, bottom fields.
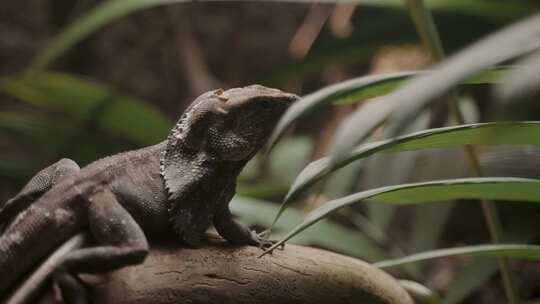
left=266, top=9, right=540, bottom=304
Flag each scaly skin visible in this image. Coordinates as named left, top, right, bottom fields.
left=0, top=85, right=297, bottom=303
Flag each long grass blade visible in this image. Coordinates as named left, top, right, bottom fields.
left=374, top=244, right=540, bottom=268
left=330, top=13, right=540, bottom=162
left=264, top=177, right=540, bottom=254
left=283, top=121, right=540, bottom=207
left=268, top=67, right=509, bottom=150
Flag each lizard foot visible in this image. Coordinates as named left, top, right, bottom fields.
left=250, top=230, right=285, bottom=251
left=53, top=267, right=90, bottom=304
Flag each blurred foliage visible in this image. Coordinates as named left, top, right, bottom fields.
left=1, top=72, right=170, bottom=145
left=2, top=0, right=540, bottom=303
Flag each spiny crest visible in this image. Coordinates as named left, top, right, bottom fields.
left=166, top=89, right=225, bottom=147
left=162, top=89, right=224, bottom=201
left=166, top=106, right=194, bottom=145
left=159, top=150, right=167, bottom=191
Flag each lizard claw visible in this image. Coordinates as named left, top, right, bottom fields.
left=250, top=230, right=285, bottom=251
left=258, top=241, right=285, bottom=258
left=257, top=229, right=271, bottom=240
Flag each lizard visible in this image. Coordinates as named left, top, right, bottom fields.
left=0, top=85, right=298, bottom=304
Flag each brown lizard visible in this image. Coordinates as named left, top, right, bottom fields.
left=0, top=85, right=297, bottom=303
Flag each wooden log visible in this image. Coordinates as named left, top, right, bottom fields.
left=35, top=240, right=413, bottom=304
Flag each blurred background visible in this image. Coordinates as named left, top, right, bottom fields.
left=2, top=1, right=540, bottom=303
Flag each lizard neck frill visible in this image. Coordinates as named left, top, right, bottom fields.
left=161, top=105, right=201, bottom=203
left=162, top=145, right=216, bottom=246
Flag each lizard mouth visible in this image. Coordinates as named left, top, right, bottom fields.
left=277, top=92, right=300, bottom=105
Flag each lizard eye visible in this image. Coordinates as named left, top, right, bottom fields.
left=259, top=100, right=273, bottom=110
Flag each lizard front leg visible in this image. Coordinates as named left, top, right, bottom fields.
left=0, top=158, right=80, bottom=231
left=54, top=190, right=148, bottom=304
left=213, top=209, right=274, bottom=249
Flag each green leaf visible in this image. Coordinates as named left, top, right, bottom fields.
left=442, top=259, right=498, bottom=304
left=284, top=121, right=540, bottom=206
left=330, top=13, right=540, bottom=161
left=409, top=202, right=453, bottom=253
left=496, top=50, right=540, bottom=101
left=442, top=230, right=535, bottom=304
left=269, top=137, right=313, bottom=184
left=0, top=112, right=45, bottom=136
left=386, top=13, right=540, bottom=131
left=361, top=109, right=430, bottom=230
left=0, top=72, right=171, bottom=145
left=267, top=72, right=413, bottom=149
left=374, top=244, right=540, bottom=268
left=230, top=196, right=386, bottom=260
left=264, top=177, right=540, bottom=253
left=267, top=67, right=509, bottom=149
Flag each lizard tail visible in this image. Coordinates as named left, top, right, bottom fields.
left=3, top=233, right=90, bottom=304
left=0, top=202, right=81, bottom=297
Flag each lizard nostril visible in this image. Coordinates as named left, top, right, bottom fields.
left=214, top=89, right=229, bottom=102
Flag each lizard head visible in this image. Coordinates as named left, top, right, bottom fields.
left=166, top=85, right=298, bottom=159
left=211, top=85, right=299, bottom=153
left=162, top=85, right=298, bottom=201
